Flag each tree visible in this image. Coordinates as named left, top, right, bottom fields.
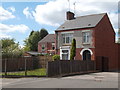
left=1, top=38, right=23, bottom=58
left=24, top=28, right=48, bottom=51
left=1, top=38, right=15, bottom=49
left=29, top=31, right=41, bottom=51
left=70, top=38, right=76, bottom=60
left=39, top=28, right=48, bottom=40
left=29, top=30, right=34, bottom=37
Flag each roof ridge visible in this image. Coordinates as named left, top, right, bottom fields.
left=38, top=34, right=55, bottom=43
left=76, top=13, right=106, bottom=18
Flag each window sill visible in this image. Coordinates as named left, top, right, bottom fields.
left=82, top=42, right=90, bottom=45
left=62, top=43, right=71, bottom=46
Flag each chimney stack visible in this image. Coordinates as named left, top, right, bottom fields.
left=66, top=11, right=75, bottom=20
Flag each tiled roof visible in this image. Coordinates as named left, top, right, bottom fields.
left=38, top=34, right=55, bottom=43
left=56, top=13, right=106, bottom=31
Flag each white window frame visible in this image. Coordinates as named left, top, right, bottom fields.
left=60, top=46, right=70, bottom=60
left=82, top=32, right=90, bottom=44
left=62, top=33, right=73, bottom=44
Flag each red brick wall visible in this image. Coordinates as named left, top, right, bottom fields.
left=56, top=48, right=95, bottom=60
left=38, top=42, right=54, bottom=54
left=95, top=14, right=117, bottom=71
left=56, top=49, right=60, bottom=55
left=47, top=42, right=53, bottom=54
left=38, top=42, right=47, bottom=53
left=75, top=48, right=95, bottom=60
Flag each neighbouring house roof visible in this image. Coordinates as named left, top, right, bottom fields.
left=56, top=13, right=106, bottom=31
left=38, top=34, right=55, bottom=43
left=24, top=51, right=40, bottom=56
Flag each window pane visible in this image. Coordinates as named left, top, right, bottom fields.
left=42, top=44, right=45, bottom=51
left=62, top=50, right=68, bottom=53
left=62, top=33, right=73, bottom=44
left=83, top=36, right=86, bottom=42
left=66, top=37, right=69, bottom=43
left=52, top=44, right=54, bottom=50
left=69, top=37, right=72, bottom=43
left=63, top=37, right=65, bottom=43
left=87, top=35, right=89, bottom=42
left=83, top=32, right=90, bottom=43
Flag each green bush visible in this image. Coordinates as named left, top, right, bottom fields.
left=52, top=55, right=60, bottom=61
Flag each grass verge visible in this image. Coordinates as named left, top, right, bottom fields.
left=1, top=68, right=46, bottom=76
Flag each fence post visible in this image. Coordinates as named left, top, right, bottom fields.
left=45, top=56, right=47, bottom=68
left=46, top=61, right=48, bottom=77
left=25, top=58, right=27, bottom=76
left=59, top=60, right=61, bottom=76
left=5, top=58, right=7, bottom=76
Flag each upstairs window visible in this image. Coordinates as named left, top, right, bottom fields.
left=52, top=43, right=55, bottom=50
left=42, top=44, right=45, bottom=51
left=62, top=33, right=73, bottom=44
left=82, top=32, right=90, bottom=43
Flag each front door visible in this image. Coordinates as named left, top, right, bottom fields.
left=83, top=50, right=91, bottom=60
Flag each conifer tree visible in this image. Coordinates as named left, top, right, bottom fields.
left=70, top=38, right=76, bottom=60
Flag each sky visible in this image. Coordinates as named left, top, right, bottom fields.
left=0, top=0, right=119, bottom=47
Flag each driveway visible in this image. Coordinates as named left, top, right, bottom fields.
left=1, top=72, right=119, bottom=88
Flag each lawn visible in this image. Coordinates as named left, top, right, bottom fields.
left=1, top=68, right=46, bottom=76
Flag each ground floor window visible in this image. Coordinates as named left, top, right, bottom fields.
left=60, top=47, right=70, bottom=60
left=62, top=50, right=69, bottom=60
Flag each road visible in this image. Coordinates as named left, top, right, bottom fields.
left=1, top=72, right=119, bottom=88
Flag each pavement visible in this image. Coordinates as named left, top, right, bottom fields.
left=0, top=72, right=119, bottom=88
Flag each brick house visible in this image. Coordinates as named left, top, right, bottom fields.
left=38, top=34, right=55, bottom=55
left=55, top=11, right=120, bottom=71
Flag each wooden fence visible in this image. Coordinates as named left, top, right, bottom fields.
left=38, top=56, right=53, bottom=68
left=2, top=56, right=53, bottom=72
left=2, top=57, right=40, bottom=72
left=47, top=60, right=95, bottom=77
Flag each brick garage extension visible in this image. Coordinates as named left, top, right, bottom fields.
left=95, top=14, right=118, bottom=71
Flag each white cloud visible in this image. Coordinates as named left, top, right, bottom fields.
left=23, top=7, right=33, bottom=19
left=33, top=0, right=118, bottom=29
left=0, top=6, right=15, bottom=21
left=8, top=6, right=16, bottom=12
left=0, top=23, right=30, bottom=33
left=0, top=32, right=12, bottom=39
left=108, top=13, right=118, bottom=30
left=33, top=0, right=68, bottom=26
